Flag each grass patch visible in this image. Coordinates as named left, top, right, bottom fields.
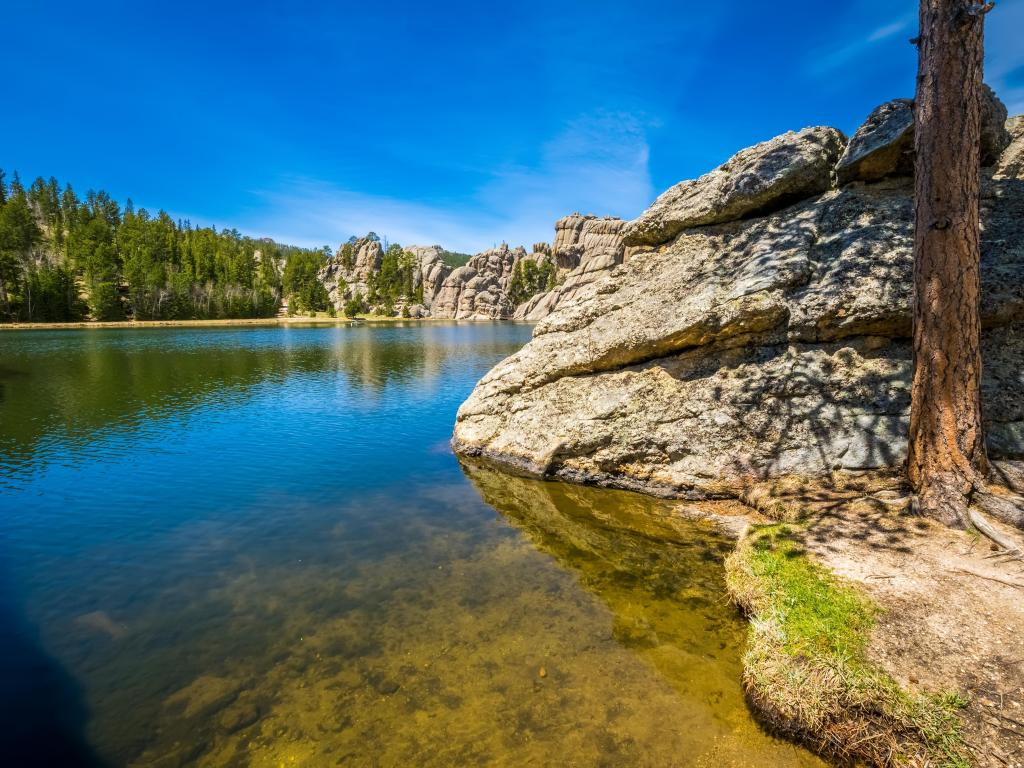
left=726, top=523, right=969, bottom=767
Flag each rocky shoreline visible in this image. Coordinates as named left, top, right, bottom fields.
left=452, top=90, right=1023, bottom=499
left=452, top=90, right=1024, bottom=767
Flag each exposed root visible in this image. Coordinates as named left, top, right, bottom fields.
left=965, top=506, right=1023, bottom=558
left=971, top=488, right=1024, bottom=530
left=950, top=567, right=1024, bottom=590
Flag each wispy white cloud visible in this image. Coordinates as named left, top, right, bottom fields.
left=807, top=16, right=913, bottom=75
left=231, top=112, right=655, bottom=254
left=867, top=20, right=909, bottom=42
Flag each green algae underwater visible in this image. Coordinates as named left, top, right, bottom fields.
left=0, top=323, right=822, bottom=766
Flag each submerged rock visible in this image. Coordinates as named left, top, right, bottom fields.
left=453, top=114, right=1024, bottom=497
left=164, top=675, right=243, bottom=720
left=621, top=127, right=847, bottom=248
left=74, top=610, right=128, bottom=640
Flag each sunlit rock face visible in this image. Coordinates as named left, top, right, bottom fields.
left=319, top=236, right=384, bottom=309
left=515, top=216, right=627, bottom=322
left=621, top=126, right=847, bottom=249
left=405, top=245, right=452, bottom=311
left=431, top=244, right=526, bottom=320
left=996, top=115, right=1024, bottom=181
left=454, top=98, right=1024, bottom=498
left=835, top=85, right=1009, bottom=185
left=318, top=239, right=454, bottom=314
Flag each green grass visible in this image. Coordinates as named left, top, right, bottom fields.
left=726, top=523, right=969, bottom=767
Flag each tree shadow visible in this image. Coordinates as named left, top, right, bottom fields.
left=605, top=176, right=1024, bottom=554
left=0, top=562, right=108, bottom=766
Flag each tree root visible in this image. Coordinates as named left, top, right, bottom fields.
left=973, top=488, right=1024, bottom=530
left=950, top=566, right=1024, bottom=589
left=967, top=498, right=1024, bottom=559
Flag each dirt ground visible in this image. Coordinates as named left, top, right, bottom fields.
left=783, top=469, right=1024, bottom=767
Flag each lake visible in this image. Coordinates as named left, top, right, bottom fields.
left=0, top=323, right=821, bottom=767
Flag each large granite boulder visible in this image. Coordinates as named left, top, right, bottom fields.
left=621, top=127, right=847, bottom=248
left=836, top=86, right=1011, bottom=185
left=835, top=99, right=915, bottom=185
left=453, top=139, right=1024, bottom=497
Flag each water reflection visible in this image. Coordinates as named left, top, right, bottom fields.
left=460, top=461, right=824, bottom=767
left=0, top=323, right=520, bottom=479
left=0, top=324, right=822, bottom=766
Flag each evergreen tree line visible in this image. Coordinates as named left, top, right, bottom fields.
left=365, top=244, right=420, bottom=315
left=0, top=169, right=329, bottom=322
left=507, top=257, right=557, bottom=306
left=321, top=238, right=424, bottom=319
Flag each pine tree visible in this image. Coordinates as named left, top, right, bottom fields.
left=908, top=0, right=993, bottom=525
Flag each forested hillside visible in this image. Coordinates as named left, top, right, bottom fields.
left=0, top=170, right=328, bottom=322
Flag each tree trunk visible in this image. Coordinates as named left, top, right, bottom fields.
left=908, top=0, right=990, bottom=526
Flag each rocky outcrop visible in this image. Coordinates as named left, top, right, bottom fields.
left=431, top=244, right=525, bottom=320
left=553, top=214, right=590, bottom=268
left=835, top=99, right=915, bottom=185
left=317, top=235, right=559, bottom=319
left=835, top=85, right=1010, bottom=185
left=404, top=245, right=452, bottom=310
left=980, top=84, right=1012, bottom=164
left=515, top=216, right=626, bottom=322
left=454, top=102, right=1024, bottom=499
left=319, top=236, right=384, bottom=309
left=350, top=238, right=384, bottom=283
left=319, top=238, right=452, bottom=315
left=621, top=127, right=847, bottom=248
left=996, top=115, right=1024, bottom=180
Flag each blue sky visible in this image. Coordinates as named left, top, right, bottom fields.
left=3, top=0, right=1022, bottom=253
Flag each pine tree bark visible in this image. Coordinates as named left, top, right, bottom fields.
left=908, top=0, right=990, bottom=526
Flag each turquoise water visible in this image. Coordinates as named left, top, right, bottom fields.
left=0, top=323, right=821, bottom=766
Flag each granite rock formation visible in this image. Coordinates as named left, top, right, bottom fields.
left=996, top=115, right=1024, bottom=180
left=319, top=236, right=385, bottom=310
left=431, top=244, right=526, bottom=320
left=453, top=100, right=1024, bottom=499
left=404, top=245, right=452, bottom=312
left=835, top=85, right=1010, bottom=185
left=515, top=216, right=626, bottom=322
left=621, top=127, right=847, bottom=248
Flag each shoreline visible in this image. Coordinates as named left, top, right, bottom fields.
left=0, top=315, right=472, bottom=331
left=456, top=455, right=1024, bottom=766
left=679, top=475, right=1023, bottom=767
